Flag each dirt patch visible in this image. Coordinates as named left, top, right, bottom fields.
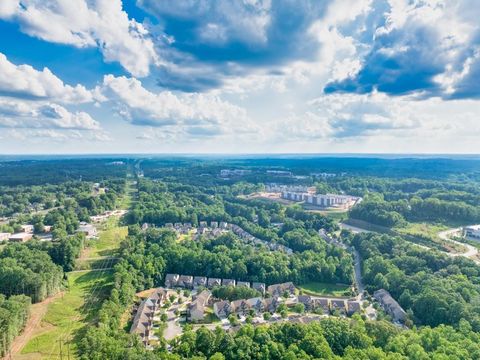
left=8, top=292, right=64, bottom=359
left=135, top=288, right=156, bottom=299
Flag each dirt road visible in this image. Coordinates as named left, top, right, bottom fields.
left=5, top=292, right=63, bottom=360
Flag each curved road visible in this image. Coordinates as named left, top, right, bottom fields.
left=341, top=222, right=479, bottom=264
left=438, top=228, right=479, bottom=263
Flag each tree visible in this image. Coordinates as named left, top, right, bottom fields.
left=293, top=303, right=305, bottom=314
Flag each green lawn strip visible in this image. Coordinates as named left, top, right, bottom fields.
left=298, top=282, right=352, bottom=297
left=21, top=270, right=113, bottom=359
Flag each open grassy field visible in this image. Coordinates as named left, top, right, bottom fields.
left=17, top=269, right=113, bottom=360
left=306, top=208, right=349, bottom=222
left=394, top=222, right=449, bottom=239
left=298, top=282, right=352, bottom=297
left=80, top=218, right=128, bottom=260
left=345, top=218, right=457, bottom=252
left=116, top=179, right=136, bottom=210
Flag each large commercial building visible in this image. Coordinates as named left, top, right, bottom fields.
left=281, top=191, right=359, bottom=208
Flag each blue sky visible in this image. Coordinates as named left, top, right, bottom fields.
left=0, top=0, right=479, bottom=154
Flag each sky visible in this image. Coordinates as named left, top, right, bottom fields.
left=0, top=0, right=479, bottom=154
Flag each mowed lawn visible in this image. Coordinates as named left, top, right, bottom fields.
left=298, top=282, right=352, bottom=297
left=19, top=270, right=113, bottom=360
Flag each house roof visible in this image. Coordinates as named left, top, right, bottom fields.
left=193, top=276, right=207, bottom=285
left=165, top=273, right=179, bottom=281
left=252, top=282, right=265, bottom=291
left=331, top=299, right=346, bottom=308
left=267, top=282, right=295, bottom=294
left=179, top=275, right=193, bottom=283
left=149, top=288, right=166, bottom=302
left=130, top=300, right=151, bottom=335
left=195, top=290, right=211, bottom=304
left=208, top=278, right=222, bottom=286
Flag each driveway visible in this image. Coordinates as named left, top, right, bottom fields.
left=163, top=306, right=183, bottom=341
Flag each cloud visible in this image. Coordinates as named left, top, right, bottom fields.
left=101, top=74, right=256, bottom=137
left=137, top=0, right=272, bottom=46
left=0, top=99, right=101, bottom=130
left=6, top=128, right=111, bottom=142
left=137, top=0, right=336, bottom=91
left=0, top=0, right=160, bottom=77
left=0, top=52, right=100, bottom=103
left=324, top=0, right=480, bottom=99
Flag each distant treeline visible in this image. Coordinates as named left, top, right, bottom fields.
left=0, top=159, right=128, bottom=186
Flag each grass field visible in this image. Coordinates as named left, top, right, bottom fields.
left=19, top=269, right=113, bottom=360
left=298, top=282, right=352, bottom=297
left=116, top=180, right=136, bottom=210
left=306, top=209, right=348, bottom=222
left=80, top=218, right=128, bottom=260
left=394, top=222, right=449, bottom=239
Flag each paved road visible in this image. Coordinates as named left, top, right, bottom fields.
left=438, top=228, right=479, bottom=263
left=352, top=250, right=365, bottom=300
left=339, top=223, right=371, bottom=234
left=342, top=222, right=480, bottom=264
left=164, top=306, right=183, bottom=341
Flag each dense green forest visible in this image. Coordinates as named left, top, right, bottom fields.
left=0, top=245, right=63, bottom=303
left=2, top=156, right=480, bottom=359
left=344, top=231, right=480, bottom=329
left=0, top=294, right=30, bottom=358
left=0, top=158, right=128, bottom=186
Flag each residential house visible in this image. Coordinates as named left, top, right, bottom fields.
left=267, top=282, right=296, bottom=297
left=330, top=299, right=346, bottom=314
left=252, top=282, right=266, bottom=295
left=189, top=290, right=211, bottom=321
left=199, top=221, right=208, bottom=228
left=149, top=288, right=167, bottom=306
left=374, top=289, right=407, bottom=323
left=193, top=276, right=207, bottom=289
left=21, top=224, right=34, bottom=233
left=231, top=299, right=251, bottom=315
left=0, top=233, right=11, bottom=241
left=141, top=223, right=149, bottom=231
left=165, top=274, right=180, bottom=288
left=219, top=222, right=228, bottom=229
left=211, top=221, right=218, bottom=228
left=178, top=275, right=194, bottom=289
left=246, top=297, right=264, bottom=313
left=297, top=295, right=314, bottom=311
left=237, top=281, right=250, bottom=288
left=222, top=279, right=236, bottom=287
left=130, top=300, right=154, bottom=345
left=213, top=300, right=232, bottom=318
left=347, top=301, right=361, bottom=315
left=263, top=297, right=280, bottom=313
left=76, top=223, right=97, bottom=239
left=207, top=278, right=222, bottom=288
left=313, top=298, right=330, bottom=314
left=9, top=233, right=33, bottom=242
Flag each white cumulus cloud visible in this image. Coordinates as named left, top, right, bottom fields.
left=0, top=99, right=101, bottom=130
left=0, top=52, right=100, bottom=103
left=101, top=74, right=256, bottom=137
left=0, top=0, right=160, bottom=77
